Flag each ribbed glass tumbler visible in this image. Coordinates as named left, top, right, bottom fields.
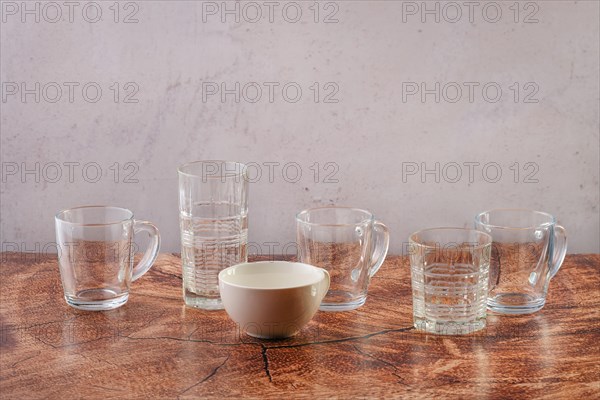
left=409, top=228, right=492, bottom=335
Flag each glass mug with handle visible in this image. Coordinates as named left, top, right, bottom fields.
left=55, top=206, right=160, bottom=311
left=475, top=209, right=567, bottom=314
left=296, top=207, right=389, bottom=311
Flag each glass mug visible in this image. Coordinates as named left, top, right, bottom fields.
left=475, top=209, right=567, bottom=314
left=55, top=206, right=160, bottom=311
left=409, top=228, right=492, bottom=335
left=296, top=207, right=389, bottom=311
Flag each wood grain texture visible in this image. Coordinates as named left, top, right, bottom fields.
left=1, top=253, right=598, bottom=399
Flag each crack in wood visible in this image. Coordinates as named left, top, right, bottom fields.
left=265, top=326, right=415, bottom=350
left=61, top=335, right=118, bottom=348
left=177, top=355, right=230, bottom=397
left=352, top=344, right=408, bottom=386
left=10, top=351, right=42, bottom=368
left=119, top=328, right=418, bottom=386
left=126, top=311, right=168, bottom=336
left=261, top=344, right=273, bottom=382
left=119, top=334, right=249, bottom=347
left=186, top=326, right=200, bottom=340
left=73, top=351, right=120, bottom=368
left=119, top=327, right=417, bottom=350
left=33, top=336, right=58, bottom=349
left=120, top=326, right=417, bottom=349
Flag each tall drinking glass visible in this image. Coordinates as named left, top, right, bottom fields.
left=178, top=161, right=248, bottom=310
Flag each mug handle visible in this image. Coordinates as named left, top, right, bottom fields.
left=549, top=224, right=567, bottom=279
left=318, top=269, right=330, bottom=301
left=368, top=221, right=390, bottom=278
left=132, top=220, right=161, bottom=281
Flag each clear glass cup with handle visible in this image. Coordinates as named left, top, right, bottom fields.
left=409, top=228, right=492, bottom=335
left=55, top=206, right=160, bottom=311
left=475, top=209, right=567, bottom=314
left=296, top=206, right=389, bottom=311
left=178, top=160, right=248, bottom=310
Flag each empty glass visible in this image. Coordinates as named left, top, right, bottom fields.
left=55, top=206, right=160, bottom=311
left=296, top=207, right=389, bottom=311
left=178, top=161, right=248, bottom=310
left=409, top=228, right=492, bottom=335
left=475, top=209, right=567, bottom=314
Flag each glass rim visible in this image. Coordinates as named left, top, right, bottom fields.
left=475, top=208, right=556, bottom=230
left=177, top=160, right=248, bottom=179
left=409, top=227, right=493, bottom=249
left=295, top=206, right=374, bottom=227
left=55, top=205, right=134, bottom=226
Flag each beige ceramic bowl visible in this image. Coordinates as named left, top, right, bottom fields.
left=219, top=261, right=330, bottom=339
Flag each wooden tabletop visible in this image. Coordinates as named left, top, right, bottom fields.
left=1, top=253, right=598, bottom=399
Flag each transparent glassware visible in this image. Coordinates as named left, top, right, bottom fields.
left=55, top=206, right=160, bottom=311
left=475, top=209, right=567, bottom=314
left=296, top=207, right=389, bottom=311
left=409, top=228, right=492, bottom=335
left=178, top=161, right=248, bottom=310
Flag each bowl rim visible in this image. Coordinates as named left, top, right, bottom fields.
left=218, top=261, right=328, bottom=290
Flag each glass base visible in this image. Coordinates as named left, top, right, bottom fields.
left=65, top=290, right=128, bottom=311
left=487, top=293, right=546, bottom=314
left=184, top=291, right=223, bottom=310
left=414, top=318, right=486, bottom=335
left=319, top=295, right=367, bottom=312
